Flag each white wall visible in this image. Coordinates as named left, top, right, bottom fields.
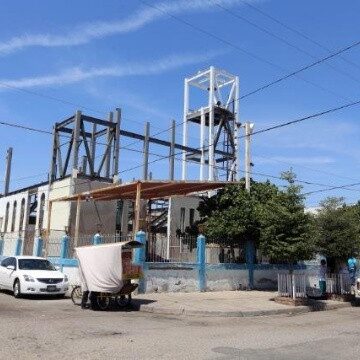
left=0, top=191, right=29, bottom=234
left=71, top=178, right=117, bottom=237
left=207, top=269, right=249, bottom=291
left=48, top=178, right=72, bottom=239
left=145, top=268, right=198, bottom=293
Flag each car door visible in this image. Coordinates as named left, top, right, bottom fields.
left=1, top=257, right=16, bottom=290
left=7, top=258, right=17, bottom=289
left=0, top=258, right=11, bottom=288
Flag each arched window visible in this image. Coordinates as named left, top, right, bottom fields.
left=19, top=198, right=26, bottom=232
left=38, top=193, right=46, bottom=231
left=11, top=201, right=17, bottom=232
left=3, top=202, right=10, bottom=233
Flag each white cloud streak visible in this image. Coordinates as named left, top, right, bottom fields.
left=0, top=50, right=222, bottom=89
left=0, top=0, right=253, bottom=56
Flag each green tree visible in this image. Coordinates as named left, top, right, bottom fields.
left=199, top=172, right=314, bottom=265
left=199, top=180, right=277, bottom=247
left=258, top=171, right=314, bottom=265
left=314, top=197, right=360, bottom=267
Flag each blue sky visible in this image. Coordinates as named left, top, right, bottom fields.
left=0, top=0, right=360, bottom=207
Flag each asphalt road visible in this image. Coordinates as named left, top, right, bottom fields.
left=1, top=290, right=360, bottom=360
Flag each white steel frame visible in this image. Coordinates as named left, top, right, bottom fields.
left=182, top=67, right=240, bottom=181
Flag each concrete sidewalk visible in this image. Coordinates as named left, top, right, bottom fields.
left=134, top=291, right=352, bottom=317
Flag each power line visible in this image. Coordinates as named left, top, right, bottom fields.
left=303, top=181, right=360, bottom=196
left=0, top=81, right=178, bottom=137
left=2, top=95, right=360, bottom=177
left=139, top=0, right=360, bottom=102
left=0, top=121, right=53, bottom=135
left=215, top=1, right=360, bottom=88
left=240, top=39, right=360, bottom=99
left=2, top=96, right=360, bottom=192
left=254, top=154, right=360, bottom=184
left=248, top=98, right=360, bottom=136
left=243, top=1, right=360, bottom=72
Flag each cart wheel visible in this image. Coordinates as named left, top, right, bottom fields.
left=71, top=286, right=83, bottom=306
left=96, top=294, right=111, bottom=311
left=115, top=294, right=131, bottom=308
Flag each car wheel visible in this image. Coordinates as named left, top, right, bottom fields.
left=13, top=280, right=21, bottom=298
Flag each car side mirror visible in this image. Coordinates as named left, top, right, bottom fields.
left=6, top=265, right=15, bottom=271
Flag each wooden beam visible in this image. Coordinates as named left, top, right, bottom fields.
left=74, top=197, right=81, bottom=248
left=134, top=182, right=142, bottom=233
left=44, top=200, right=53, bottom=257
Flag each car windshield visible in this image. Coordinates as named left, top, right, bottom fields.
left=18, top=259, right=56, bottom=271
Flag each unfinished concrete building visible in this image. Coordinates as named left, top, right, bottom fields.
left=0, top=66, right=243, bottom=259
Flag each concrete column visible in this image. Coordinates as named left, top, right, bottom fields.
left=134, top=231, right=146, bottom=294
left=0, top=237, right=4, bottom=256
left=208, top=66, right=215, bottom=181
left=33, top=237, right=44, bottom=257
left=4, top=147, right=13, bottom=195
left=182, top=79, right=189, bottom=180
left=92, top=233, right=102, bottom=245
left=197, top=234, right=206, bottom=292
left=14, top=238, right=22, bottom=256
left=169, top=119, right=175, bottom=180
left=245, top=239, right=255, bottom=289
left=143, top=122, right=150, bottom=180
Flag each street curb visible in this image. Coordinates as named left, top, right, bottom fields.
left=138, top=301, right=351, bottom=317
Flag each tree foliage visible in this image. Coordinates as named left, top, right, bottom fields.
left=199, top=172, right=314, bottom=264
left=258, top=171, right=314, bottom=264
left=314, top=197, right=360, bottom=262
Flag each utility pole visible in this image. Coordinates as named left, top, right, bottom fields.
left=4, top=147, right=13, bottom=195
left=143, top=122, right=150, bottom=180
left=244, top=122, right=254, bottom=192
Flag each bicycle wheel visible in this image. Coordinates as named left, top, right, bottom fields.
left=96, top=294, right=111, bottom=310
left=71, top=286, right=83, bottom=306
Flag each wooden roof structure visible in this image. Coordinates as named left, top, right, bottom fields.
left=47, top=180, right=233, bottom=244
left=52, top=180, right=233, bottom=202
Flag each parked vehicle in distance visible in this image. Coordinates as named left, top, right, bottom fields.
left=0, top=256, right=69, bottom=298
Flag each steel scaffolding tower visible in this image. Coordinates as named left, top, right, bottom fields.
left=49, top=109, right=121, bottom=183
left=181, top=66, right=240, bottom=181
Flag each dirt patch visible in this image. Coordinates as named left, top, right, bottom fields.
left=273, top=297, right=309, bottom=306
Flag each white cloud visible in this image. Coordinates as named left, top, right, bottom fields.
left=0, top=50, right=222, bottom=89
left=0, top=0, right=255, bottom=55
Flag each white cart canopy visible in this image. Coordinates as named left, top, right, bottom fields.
left=75, top=241, right=142, bottom=293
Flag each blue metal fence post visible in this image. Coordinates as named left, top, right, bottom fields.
left=59, top=235, right=70, bottom=272
left=197, top=234, right=206, bottom=292
left=0, top=236, right=4, bottom=256
left=33, top=237, right=44, bottom=257
left=14, top=237, right=23, bottom=256
left=134, top=231, right=146, bottom=294
left=92, top=232, right=102, bottom=245
left=245, top=239, right=255, bottom=289
left=60, top=235, right=69, bottom=259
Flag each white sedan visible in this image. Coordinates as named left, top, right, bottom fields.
left=0, top=256, right=69, bottom=297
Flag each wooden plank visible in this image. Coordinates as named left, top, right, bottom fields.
left=74, top=197, right=81, bottom=248
left=44, top=200, right=53, bottom=257
left=51, top=181, right=233, bottom=202
left=134, top=182, right=142, bottom=233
